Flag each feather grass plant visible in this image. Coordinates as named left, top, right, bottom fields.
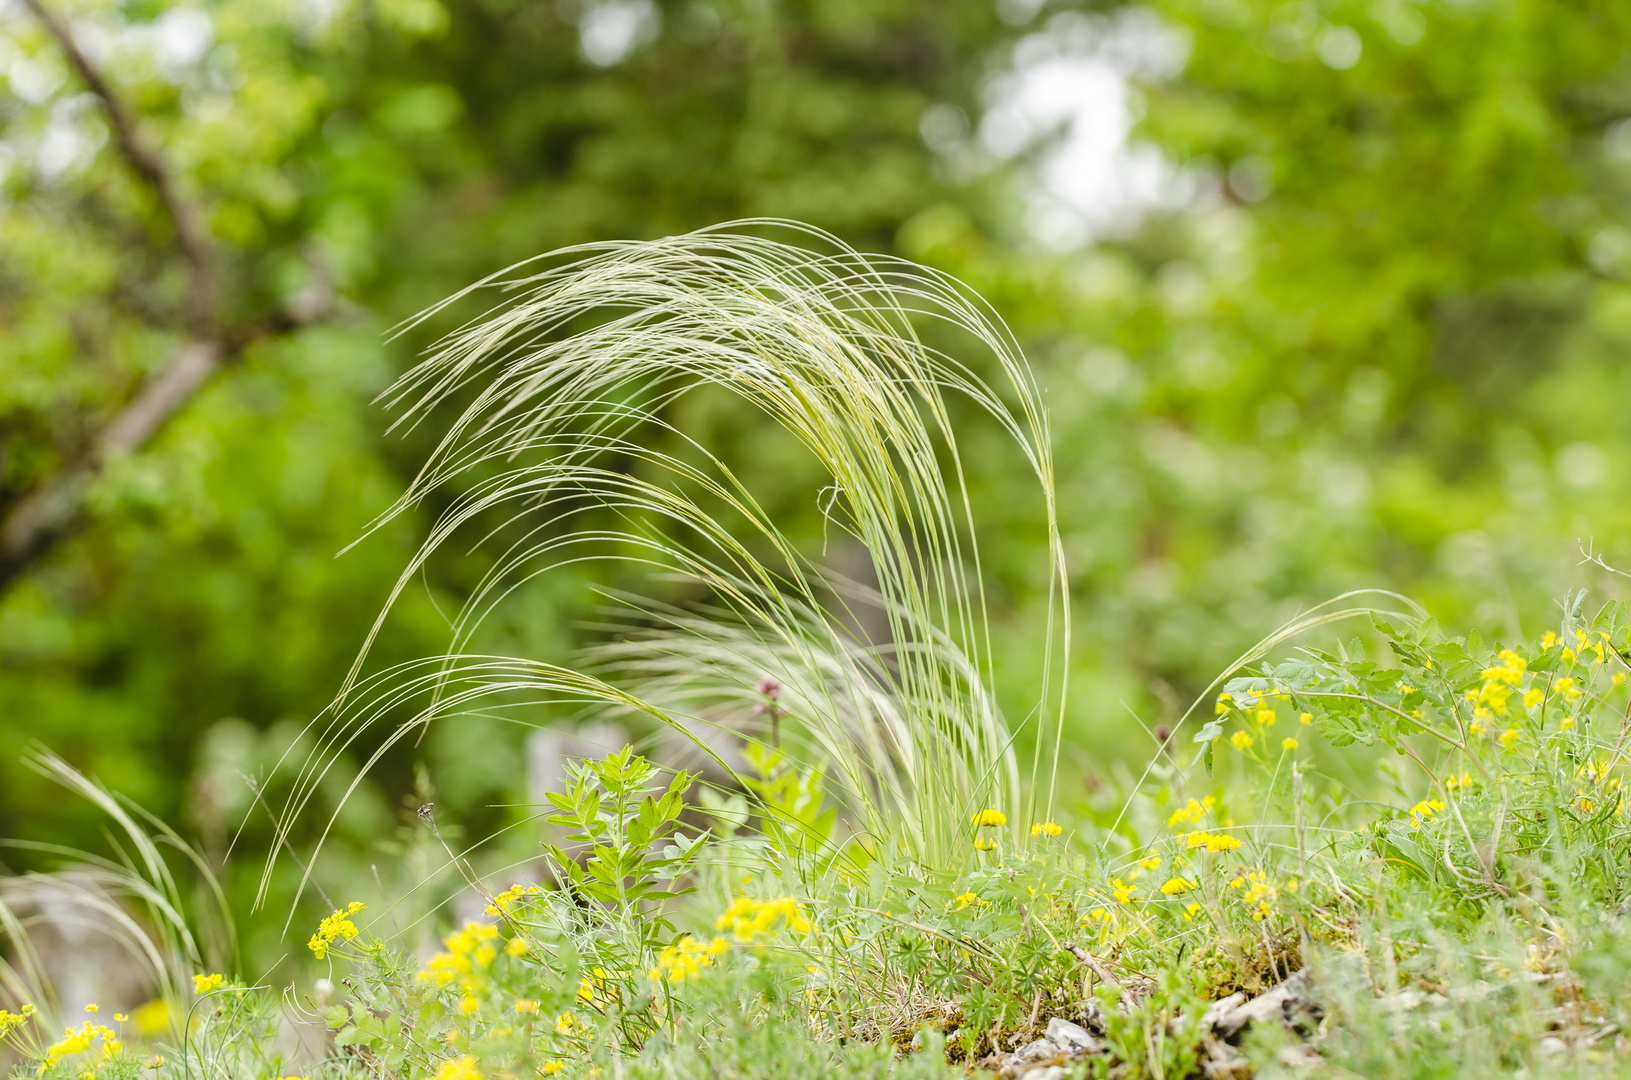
left=270, top=221, right=1071, bottom=903
left=0, top=750, right=230, bottom=1028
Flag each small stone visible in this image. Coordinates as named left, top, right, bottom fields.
left=1018, top=1068, right=1067, bottom=1080
left=1015, top=1037, right=1061, bottom=1063
left=1538, top=1036, right=1568, bottom=1056
left=1211, top=969, right=1321, bottom=1039
left=1199, top=1034, right=1252, bottom=1080
left=1201, top=992, right=1245, bottom=1029
left=1045, top=1016, right=1101, bottom=1055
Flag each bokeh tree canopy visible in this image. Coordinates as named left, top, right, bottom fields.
left=1, top=0, right=1628, bottom=939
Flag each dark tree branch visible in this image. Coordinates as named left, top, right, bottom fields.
left=0, top=3, right=332, bottom=596
left=19, top=0, right=217, bottom=332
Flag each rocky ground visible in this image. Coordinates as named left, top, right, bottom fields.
left=977, top=969, right=1322, bottom=1080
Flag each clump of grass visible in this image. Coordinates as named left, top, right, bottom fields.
left=272, top=222, right=1071, bottom=902
left=6, top=226, right=1631, bottom=1080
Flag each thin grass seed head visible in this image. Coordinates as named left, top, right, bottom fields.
left=283, top=223, right=1070, bottom=890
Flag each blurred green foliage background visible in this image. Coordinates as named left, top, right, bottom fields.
left=1, top=0, right=1628, bottom=958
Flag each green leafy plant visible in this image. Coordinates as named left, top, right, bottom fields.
left=542, top=747, right=706, bottom=953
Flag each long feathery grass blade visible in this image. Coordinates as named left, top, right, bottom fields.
left=273, top=222, right=1067, bottom=903
left=0, top=751, right=224, bottom=1021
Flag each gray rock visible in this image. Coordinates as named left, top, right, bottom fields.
left=1199, top=1035, right=1252, bottom=1079
left=1015, top=1037, right=1061, bottom=1063
left=1045, top=1016, right=1101, bottom=1055
left=1200, top=992, right=1245, bottom=1029
left=1018, top=1068, right=1067, bottom=1080
left=1209, top=969, right=1321, bottom=1039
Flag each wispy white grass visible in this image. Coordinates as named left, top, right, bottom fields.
left=272, top=221, right=1069, bottom=906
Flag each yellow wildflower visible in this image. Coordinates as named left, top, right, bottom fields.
left=1186, top=831, right=1242, bottom=853
left=1111, top=877, right=1135, bottom=904
left=1031, top=821, right=1063, bottom=837
left=649, top=936, right=728, bottom=984
left=1254, top=708, right=1276, bottom=727
left=1498, top=728, right=1520, bottom=749
left=715, top=896, right=811, bottom=940
left=1299, top=712, right=1313, bottom=725
left=1230, top=731, right=1254, bottom=750
left=1229, top=870, right=1279, bottom=920
left=484, top=883, right=543, bottom=917
left=974, top=837, right=999, bottom=851
left=1159, top=877, right=1193, bottom=896
left=514, top=999, right=540, bottom=1017
left=1281, top=737, right=1298, bottom=750
left=431, top=1056, right=481, bottom=1080
left=543, top=1065, right=564, bottom=1076
left=1166, top=796, right=1215, bottom=828
left=0, top=1004, right=36, bottom=1039
left=1408, top=799, right=1445, bottom=829
left=193, top=973, right=224, bottom=995
left=130, top=1000, right=169, bottom=1036
left=308, top=901, right=366, bottom=960
left=1138, top=855, right=1161, bottom=870
left=954, top=891, right=979, bottom=909
left=971, top=809, right=1007, bottom=827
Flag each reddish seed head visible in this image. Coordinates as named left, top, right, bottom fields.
left=756, top=678, right=781, bottom=700
left=1155, top=725, right=1171, bottom=744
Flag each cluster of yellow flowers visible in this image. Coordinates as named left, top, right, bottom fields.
left=419, top=921, right=503, bottom=1015
left=1185, top=831, right=1243, bottom=853
left=577, top=966, right=613, bottom=1005
left=649, top=935, right=729, bottom=984
left=0, top=1003, right=35, bottom=1039
left=431, top=1054, right=482, bottom=1080
left=308, top=901, right=365, bottom=959
left=1215, top=689, right=1313, bottom=754
left=1031, top=821, right=1063, bottom=837
left=484, top=882, right=543, bottom=917
left=193, top=972, right=225, bottom=994
left=971, top=808, right=1006, bottom=852
left=1473, top=649, right=1528, bottom=717
left=1166, top=796, right=1215, bottom=828
left=44, top=1020, right=121, bottom=1069
left=1229, top=870, right=1296, bottom=921
left=1573, top=760, right=1626, bottom=816
left=1407, top=798, right=1445, bottom=830
left=954, top=891, right=981, bottom=909
left=1561, top=627, right=1612, bottom=665
left=1443, top=772, right=1475, bottom=791
left=715, top=895, right=811, bottom=940
left=1159, top=877, right=1194, bottom=896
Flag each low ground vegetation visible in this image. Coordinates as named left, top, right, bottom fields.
left=6, top=605, right=1631, bottom=1078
